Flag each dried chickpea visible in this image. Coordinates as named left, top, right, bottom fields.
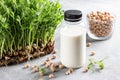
left=42, top=60, right=47, bottom=65
left=51, top=54, right=57, bottom=59
left=90, top=51, right=96, bottom=56
left=33, top=67, right=38, bottom=72
left=50, top=64, right=56, bottom=72
left=49, top=74, right=54, bottom=79
left=86, top=42, right=92, bottom=47
left=65, top=68, right=73, bottom=75
left=24, top=63, right=30, bottom=68
left=32, top=64, right=37, bottom=68
left=65, top=70, right=71, bottom=75
left=83, top=68, right=89, bottom=73
left=87, top=11, right=114, bottom=38
left=58, top=64, right=64, bottom=69
left=45, top=61, right=53, bottom=68
left=69, top=68, right=73, bottom=73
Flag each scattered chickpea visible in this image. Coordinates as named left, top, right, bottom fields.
left=65, top=68, right=73, bottom=75
left=45, top=61, right=53, bottom=68
left=45, top=64, right=49, bottom=68
left=69, top=68, right=73, bottom=73
left=45, top=63, right=50, bottom=68
left=65, top=70, right=71, bottom=75
left=24, top=63, right=30, bottom=68
left=32, top=64, right=37, bottom=68
left=58, top=64, right=64, bottom=69
left=83, top=68, right=89, bottom=73
left=42, top=60, right=47, bottom=65
left=86, top=42, right=92, bottom=47
left=33, top=67, right=38, bottom=72
left=51, top=54, right=57, bottom=59
left=90, top=51, right=96, bottom=56
left=49, top=74, right=54, bottom=79
left=54, top=63, right=60, bottom=67
left=50, top=64, right=56, bottom=72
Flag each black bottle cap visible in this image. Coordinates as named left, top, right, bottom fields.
left=64, top=10, right=82, bottom=22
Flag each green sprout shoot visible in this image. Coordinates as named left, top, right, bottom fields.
left=0, top=0, right=63, bottom=59
left=38, top=67, right=46, bottom=76
left=87, top=57, right=107, bottom=72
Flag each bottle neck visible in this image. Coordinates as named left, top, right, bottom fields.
left=65, top=20, right=82, bottom=25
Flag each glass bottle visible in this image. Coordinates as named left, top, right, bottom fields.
left=60, top=10, right=86, bottom=68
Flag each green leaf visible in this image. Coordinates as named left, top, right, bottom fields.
left=87, top=57, right=106, bottom=72
left=87, top=63, right=92, bottom=69
left=38, top=67, right=46, bottom=75
left=98, top=61, right=104, bottom=70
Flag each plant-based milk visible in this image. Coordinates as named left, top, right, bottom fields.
left=60, top=10, right=86, bottom=68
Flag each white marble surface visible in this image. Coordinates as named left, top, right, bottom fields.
left=0, top=0, right=120, bottom=80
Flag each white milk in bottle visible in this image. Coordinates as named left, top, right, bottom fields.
left=60, top=10, right=86, bottom=68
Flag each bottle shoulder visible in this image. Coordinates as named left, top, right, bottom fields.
left=60, top=25, right=86, bottom=37
left=61, top=21, right=85, bottom=28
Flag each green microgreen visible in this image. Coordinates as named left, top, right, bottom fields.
left=0, top=0, right=63, bottom=58
left=87, top=57, right=107, bottom=72
left=38, top=67, right=46, bottom=75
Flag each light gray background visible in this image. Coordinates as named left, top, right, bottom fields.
left=0, top=0, right=120, bottom=80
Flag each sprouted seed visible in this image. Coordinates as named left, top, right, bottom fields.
left=86, top=57, right=107, bottom=72
left=52, top=50, right=57, bottom=54
left=0, top=0, right=63, bottom=64
left=38, top=67, right=46, bottom=76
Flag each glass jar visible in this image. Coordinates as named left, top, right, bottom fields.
left=87, top=11, right=114, bottom=40
left=60, top=10, right=86, bottom=68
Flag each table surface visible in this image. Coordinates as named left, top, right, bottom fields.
left=0, top=0, right=120, bottom=80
